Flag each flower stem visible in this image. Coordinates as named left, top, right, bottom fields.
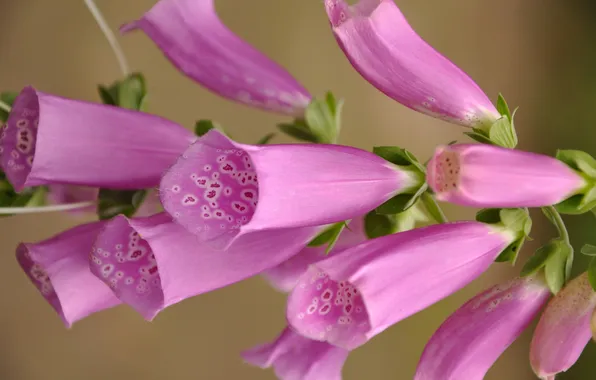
left=0, top=201, right=95, bottom=215
left=544, top=205, right=570, bottom=243
left=0, top=100, right=11, bottom=113
left=84, top=0, right=130, bottom=76
left=421, top=192, right=448, bottom=224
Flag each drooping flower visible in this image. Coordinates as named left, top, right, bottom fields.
left=323, top=0, right=499, bottom=128
left=530, top=272, right=596, bottom=379
left=286, top=222, right=516, bottom=350
left=263, top=217, right=367, bottom=292
left=0, top=86, right=195, bottom=192
left=242, top=326, right=349, bottom=380
left=46, top=185, right=99, bottom=213
left=90, top=212, right=323, bottom=320
left=427, top=144, right=586, bottom=208
left=160, top=129, right=422, bottom=249
left=122, top=0, right=311, bottom=116
left=415, top=276, right=550, bottom=380
left=16, top=221, right=120, bottom=327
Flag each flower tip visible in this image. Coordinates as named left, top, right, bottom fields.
left=427, top=145, right=460, bottom=199
left=324, top=0, right=350, bottom=27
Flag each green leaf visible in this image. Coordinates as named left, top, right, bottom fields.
left=495, top=237, right=525, bottom=264
left=97, top=189, right=147, bottom=220
left=277, top=121, right=318, bottom=143
left=303, top=93, right=343, bottom=144
left=419, top=191, right=447, bottom=224
left=464, top=128, right=495, bottom=145
left=488, top=117, right=518, bottom=148
left=375, top=194, right=413, bottom=215
left=308, top=222, right=347, bottom=254
left=556, top=149, right=596, bottom=178
left=500, top=208, right=531, bottom=235
left=0, top=91, right=18, bottom=122
left=373, top=146, right=411, bottom=166
left=195, top=120, right=217, bottom=137
left=98, top=73, right=147, bottom=111
left=98, top=85, right=117, bottom=106
left=364, top=211, right=398, bottom=239
left=581, top=244, right=596, bottom=257
left=544, top=245, right=569, bottom=294
left=588, top=257, right=596, bottom=291
left=324, top=222, right=347, bottom=255
left=256, top=133, right=276, bottom=145
left=521, top=240, right=559, bottom=277
left=496, top=93, right=512, bottom=121
left=475, top=208, right=502, bottom=224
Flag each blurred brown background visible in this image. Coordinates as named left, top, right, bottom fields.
left=0, top=0, right=595, bottom=379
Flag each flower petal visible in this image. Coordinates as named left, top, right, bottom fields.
left=122, top=0, right=311, bottom=116
left=287, top=222, right=514, bottom=349
left=263, top=217, right=367, bottom=292
left=427, top=144, right=585, bottom=208
left=324, top=0, right=499, bottom=127
left=0, top=86, right=195, bottom=191
left=46, top=185, right=99, bottom=214
left=160, top=130, right=410, bottom=248
left=16, top=222, right=120, bottom=327
left=242, top=326, right=348, bottom=380
left=91, top=213, right=322, bottom=319
left=415, top=276, right=550, bottom=380
left=530, top=272, right=596, bottom=379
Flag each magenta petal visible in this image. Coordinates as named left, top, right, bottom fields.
left=91, top=213, right=322, bottom=319
left=324, top=0, right=499, bottom=127
left=530, top=272, right=596, bottom=379
left=263, top=217, right=368, bottom=292
left=122, top=0, right=310, bottom=116
left=242, top=327, right=348, bottom=380
left=427, top=144, right=586, bottom=208
left=0, top=86, right=195, bottom=191
left=16, top=222, right=120, bottom=327
left=47, top=185, right=99, bottom=213
left=287, top=222, right=514, bottom=350
left=160, top=130, right=409, bottom=248
left=415, top=276, right=550, bottom=380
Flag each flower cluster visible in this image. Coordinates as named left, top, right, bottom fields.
left=3, top=0, right=596, bottom=379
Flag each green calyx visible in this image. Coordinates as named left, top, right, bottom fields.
left=464, top=94, right=519, bottom=149
left=308, top=221, right=349, bottom=255
left=554, top=149, right=596, bottom=215
left=278, top=92, right=343, bottom=144
left=476, top=208, right=532, bottom=265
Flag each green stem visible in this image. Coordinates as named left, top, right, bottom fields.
left=545, top=205, right=571, bottom=243
left=0, top=100, right=11, bottom=113
left=421, top=192, right=448, bottom=224
left=0, top=201, right=95, bottom=215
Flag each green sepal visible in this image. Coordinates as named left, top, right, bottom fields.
left=277, top=119, right=319, bottom=143
left=308, top=221, right=347, bottom=255
left=520, top=240, right=559, bottom=277
left=256, top=133, right=276, bottom=145
left=544, top=240, right=573, bottom=294
left=303, top=92, right=343, bottom=144
left=463, top=129, right=495, bottom=145
left=581, top=244, right=596, bottom=257
left=364, top=211, right=398, bottom=239
left=373, top=146, right=426, bottom=173
left=553, top=150, right=596, bottom=214
left=97, top=189, right=147, bottom=220
left=98, top=73, right=147, bottom=111
left=556, top=149, right=596, bottom=178
left=496, top=93, right=512, bottom=122
left=0, top=91, right=18, bottom=122
left=375, top=184, right=428, bottom=215
left=488, top=116, right=518, bottom=149
left=476, top=208, right=532, bottom=264
left=587, top=257, right=596, bottom=291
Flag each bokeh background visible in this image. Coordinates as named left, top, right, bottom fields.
left=0, top=0, right=595, bottom=379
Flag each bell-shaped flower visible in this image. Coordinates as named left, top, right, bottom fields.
left=286, top=221, right=517, bottom=350
left=415, top=276, right=550, bottom=380
left=160, top=129, right=422, bottom=249
left=0, top=86, right=195, bottom=192
left=530, top=272, right=596, bottom=379
left=242, top=326, right=349, bottom=380
left=263, top=217, right=367, bottom=292
left=324, top=0, right=499, bottom=128
left=90, top=212, right=323, bottom=320
left=122, top=0, right=311, bottom=116
left=16, top=221, right=120, bottom=327
left=427, top=144, right=586, bottom=208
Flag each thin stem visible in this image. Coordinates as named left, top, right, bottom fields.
left=0, top=201, right=95, bottom=215
left=545, top=205, right=570, bottom=243
left=421, top=192, right=448, bottom=224
left=84, top=0, right=130, bottom=76
left=0, top=100, right=11, bottom=113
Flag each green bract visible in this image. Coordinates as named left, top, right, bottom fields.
left=464, top=93, right=518, bottom=149
left=555, top=149, right=596, bottom=214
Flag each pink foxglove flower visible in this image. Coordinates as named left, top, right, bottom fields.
left=287, top=222, right=515, bottom=350
left=415, top=276, right=550, bottom=380
left=324, top=0, right=499, bottom=128
left=17, top=222, right=120, bottom=327
left=90, top=213, right=322, bottom=320
left=427, top=144, right=585, bottom=208
left=0, top=86, right=195, bottom=191
left=242, top=326, right=348, bottom=380
left=530, top=272, right=596, bottom=379
left=122, top=0, right=311, bottom=116
left=263, top=217, right=367, bottom=292
left=160, top=130, right=420, bottom=249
